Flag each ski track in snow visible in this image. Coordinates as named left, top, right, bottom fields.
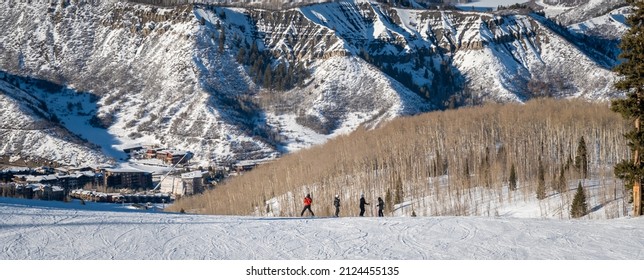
left=1, top=198, right=643, bottom=260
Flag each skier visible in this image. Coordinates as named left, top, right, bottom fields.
left=359, top=194, right=369, bottom=217
left=377, top=197, right=385, bottom=217
left=333, top=194, right=341, bottom=217
left=300, top=194, right=314, bottom=217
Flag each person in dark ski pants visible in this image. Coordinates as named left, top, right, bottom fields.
left=377, top=197, right=385, bottom=217
left=301, top=194, right=314, bottom=217
left=359, top=194, right=369, bottom=217
left=333, top=194, right=341, bottom=217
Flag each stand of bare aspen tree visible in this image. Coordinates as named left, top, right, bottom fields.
left=169, top=99, right=630, bottom=218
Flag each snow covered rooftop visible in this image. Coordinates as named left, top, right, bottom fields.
left=24, top=175, right=58, bottom=182
left=104, top=168, right=150, bottom=174
left=1, top=167, right=31, bottom=173
left=181, top=171, right=208, bottom=179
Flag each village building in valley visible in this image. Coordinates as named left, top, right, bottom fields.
left=103, top=168, right=153, bottom=190
left=0, top=146, right=213, bottom=203
left=159, top=170, right=209, bottom=196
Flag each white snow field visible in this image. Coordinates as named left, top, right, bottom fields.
left=0, top=197, right=642, bottom=260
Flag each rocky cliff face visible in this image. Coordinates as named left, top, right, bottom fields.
left=0, top=0, right=624, bottom=166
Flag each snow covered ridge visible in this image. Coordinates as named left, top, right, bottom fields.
left=0, top=0, right=627, bottom=166
left=125, top=0, right=444, bottom=9
left=127, top=0, right=336, bottom=8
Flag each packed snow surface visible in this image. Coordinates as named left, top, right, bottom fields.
left=0, top=197, right=642, bottom=260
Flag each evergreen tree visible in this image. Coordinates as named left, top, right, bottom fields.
left=218, top=30, right=226, bottom=53
left=509, top=163, right=517, bottom=191
left=249, top=42, right=259, bottom=62
left=557, top=166, right=567, bottom=193
left=611, top=0, right=644, bottom=216
left=463, top=157, right=470, bottom=188
left=274, top=63, right=287, bottom=90
left=236, top=47, right=246, bottom=64
left=537, top=156, right=546, bottom=200
left=394, top=172, right=403, bottom=204
left=575, top=136, right=588, bottom=179
left=263, top=65, right=272, bottom=88
left=571, top=181, right=588, bottom=218
left=482, top=147, right=491, bottom=188
left=251, top=58, right=263, bottom=80
left=565, top=153, right=574, bottom=171
left=385, top=188, right=393, bottom=214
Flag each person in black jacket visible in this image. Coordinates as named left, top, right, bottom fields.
left=359, top=194, right=369, bottom=217
left=333, top=194, right=340, bottom=217
left=377, top=197, right=385, bottom=217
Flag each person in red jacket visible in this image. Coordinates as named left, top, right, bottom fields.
left=300, top=193, right=314, bottom=217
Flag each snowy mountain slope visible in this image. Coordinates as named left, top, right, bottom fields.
left=260, top=56, right=434, bottom=151
left=568, top=5, right=630, bottom=39
left=553, top=0, right=628, bottom=25
left=0, top=196, right=642, bottom=260
left=390, top=10, right=619, bottom=101
left=0, top=0, right=626, bottom=166
left=0, top=0, right=279, bottom=165
left=0, top=72, right=111, bottom=166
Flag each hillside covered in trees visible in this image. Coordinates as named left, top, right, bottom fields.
left=170, top=99, right=630, bottom=218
